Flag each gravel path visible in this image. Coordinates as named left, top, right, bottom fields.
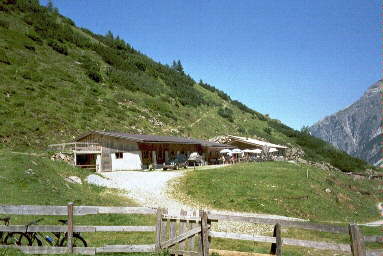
left=86, top=168, right=305, bottom=234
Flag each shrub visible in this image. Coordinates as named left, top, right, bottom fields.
left=0, top=19, right=10, bottom=29
left=264, top=127, right=272, bottom=135
left=0, top=49, right=11, bottom=65
left=218, top=107, right=234, bottom=122
left=144, top=97, right=176, bottom=120
left=21, top=70, right=43, bottom=82
left=24, top=44, right=35, bottom=51
left=26, top=32, right=43, bottom=44
left=80, top=56, right=103, bottom=83
left=231, top=100, right=254, bottom=114
left=47, top=40, right=68, bottom=55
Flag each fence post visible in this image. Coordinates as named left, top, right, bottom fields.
left=270, top=223, right=282, bottom=255
left=67, top=202, right=74, bottom=253
left=349, top=224, right=366, bottom=256
left=200, top=210, right=209, bottom=256
left=155, top=208, right=163, bottom=252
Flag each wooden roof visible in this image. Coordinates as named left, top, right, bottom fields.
left=76, top=131, right=232, bottom=148
left=227, top=135, right=288, bottom=149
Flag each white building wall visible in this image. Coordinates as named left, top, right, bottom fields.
left=111, top=151, right=143, bottom=171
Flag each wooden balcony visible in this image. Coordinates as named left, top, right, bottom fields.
left=48, top=142, right=102, bottom=154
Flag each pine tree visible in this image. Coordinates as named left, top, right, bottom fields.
left=46, top=0, right=54, bottom=11
left=105, top=30, right=114, bottom=40
left=46, top=0, right=58, bottom=13
left=171, top=60, right=184, bottom=73
left=176, top=60, right=184, bottom=72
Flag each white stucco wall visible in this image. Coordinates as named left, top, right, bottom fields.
left=111, top=151, right=142, bottom=171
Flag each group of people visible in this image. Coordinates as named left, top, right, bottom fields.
left=219, top=153, right=262, bottom=164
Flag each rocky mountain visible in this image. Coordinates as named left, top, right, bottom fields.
left=310, top=81, right=382, bottom=166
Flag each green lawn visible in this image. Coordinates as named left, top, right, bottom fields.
left=171, top=162, right=382, bottom=255
left=173, top=162, right=382, bottom=222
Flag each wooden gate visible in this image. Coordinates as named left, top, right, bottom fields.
left=155, top=209, right=211, bottom=256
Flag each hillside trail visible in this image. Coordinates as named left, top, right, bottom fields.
left=86, top=166, right=304, bottom=234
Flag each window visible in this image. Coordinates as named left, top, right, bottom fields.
left=115, top=152, right=123, bottom=159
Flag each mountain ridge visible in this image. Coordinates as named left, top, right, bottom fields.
left=310, top=80, right=382, bottom=166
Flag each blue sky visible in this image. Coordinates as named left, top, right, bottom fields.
left=42, top=0, right=381, bottom=130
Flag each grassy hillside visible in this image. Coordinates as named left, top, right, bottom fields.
left=172, top=162, right=383, bottom=222
left=0, top=0, right=374, bottom=172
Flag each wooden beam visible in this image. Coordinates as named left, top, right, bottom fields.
left=179, top=209, right=187, bottom=253
left=210, top=231, right=351, bottom=252
left=200, top=210, right=210, bottom=256
left=208, top=214, right=348, bottom=233
left=160, top=209, right=168, bottom=248
left=94, top=225, right=156, bottom=232
left=0, top=205, right=156, bottom=215
left=366, top=249, right=383, bottom=256
left=0, top=225, right=154, bottom=233
left=155, top=208, right=163, bottom=251
left=0, top=246, right=96, bottom=255
left=282, top=238, right=351, bottom=252
left=349, top=224, right=366, bottom=256
left=210, top=232, right=276, bottom=243
left=160, top=226, right=202, bottom=249
left=67, top=202, right=74, bottom=253
left=189, top=210, right=197, bottom=252
left=364, top=235, right=383, bottom=243
left=96, top=244, right=155, bottom=253
left=270, top=223, right=282, bottom=255
left=209, top=249, right=272, bottom=256
left=96, top=206, right=156, bottom=215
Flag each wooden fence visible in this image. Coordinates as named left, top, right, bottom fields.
left=0, top=203, right=382, bottom=255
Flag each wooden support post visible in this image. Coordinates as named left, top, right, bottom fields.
left=155, top=208, right=163, bottom=252
left=179, top=209, right=187, bottom=254
left=349, top=224, right=366, bottom=256
left=161, top=209, right=168, bottom=247
left=67, top=202, right=74, bottom=253
left=189, top=211, right=197, bottom=252
left=152, top=151, right=157, bottom=169
left=270, top=223, right=282, bottom=255
left=200, top=210, right=209, bottom=256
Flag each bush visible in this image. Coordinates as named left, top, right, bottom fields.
left=0, top=19, right=10, bottom=29
left=47, top=40, right=68, bottom=55
left=218, top=107, right=234, bottom=122
left=80, top=56, right=103, bottom=83
left=21, top=70, right=43, bottom=82
left=0, top=49, right=11, bottom=65
left=26, top=32, right=43, bottom=44
left=231, top=100, right=254, bottom=114
left=144, top=97, right=176, bottom=120
left=24, top=44, right=35, bottom=51
left=263, top=127, right=272, bottom=135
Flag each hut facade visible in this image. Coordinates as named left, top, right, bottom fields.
left=71, top=131, right=231, bottom=172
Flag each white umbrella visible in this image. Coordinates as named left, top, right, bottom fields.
left=269, top=148, right=278, bottom=153
left=188, top=152, right=200, bottom=161
left=232, top=148, right=243, bottom=154
left=253, top=149, right=262, bottom=154
left=220, top=149, right=232, bottom=154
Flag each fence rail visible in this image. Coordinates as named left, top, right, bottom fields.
left=0, top=204, right=382, bottom=256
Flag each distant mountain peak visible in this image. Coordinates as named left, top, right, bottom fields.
left=309, top=81, right=382, bottom=166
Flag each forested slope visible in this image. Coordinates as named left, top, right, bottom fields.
left=0, top=0, right=372, bottom=172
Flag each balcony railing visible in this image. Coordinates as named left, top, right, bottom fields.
left=48, top=142, right=101, bottom=153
